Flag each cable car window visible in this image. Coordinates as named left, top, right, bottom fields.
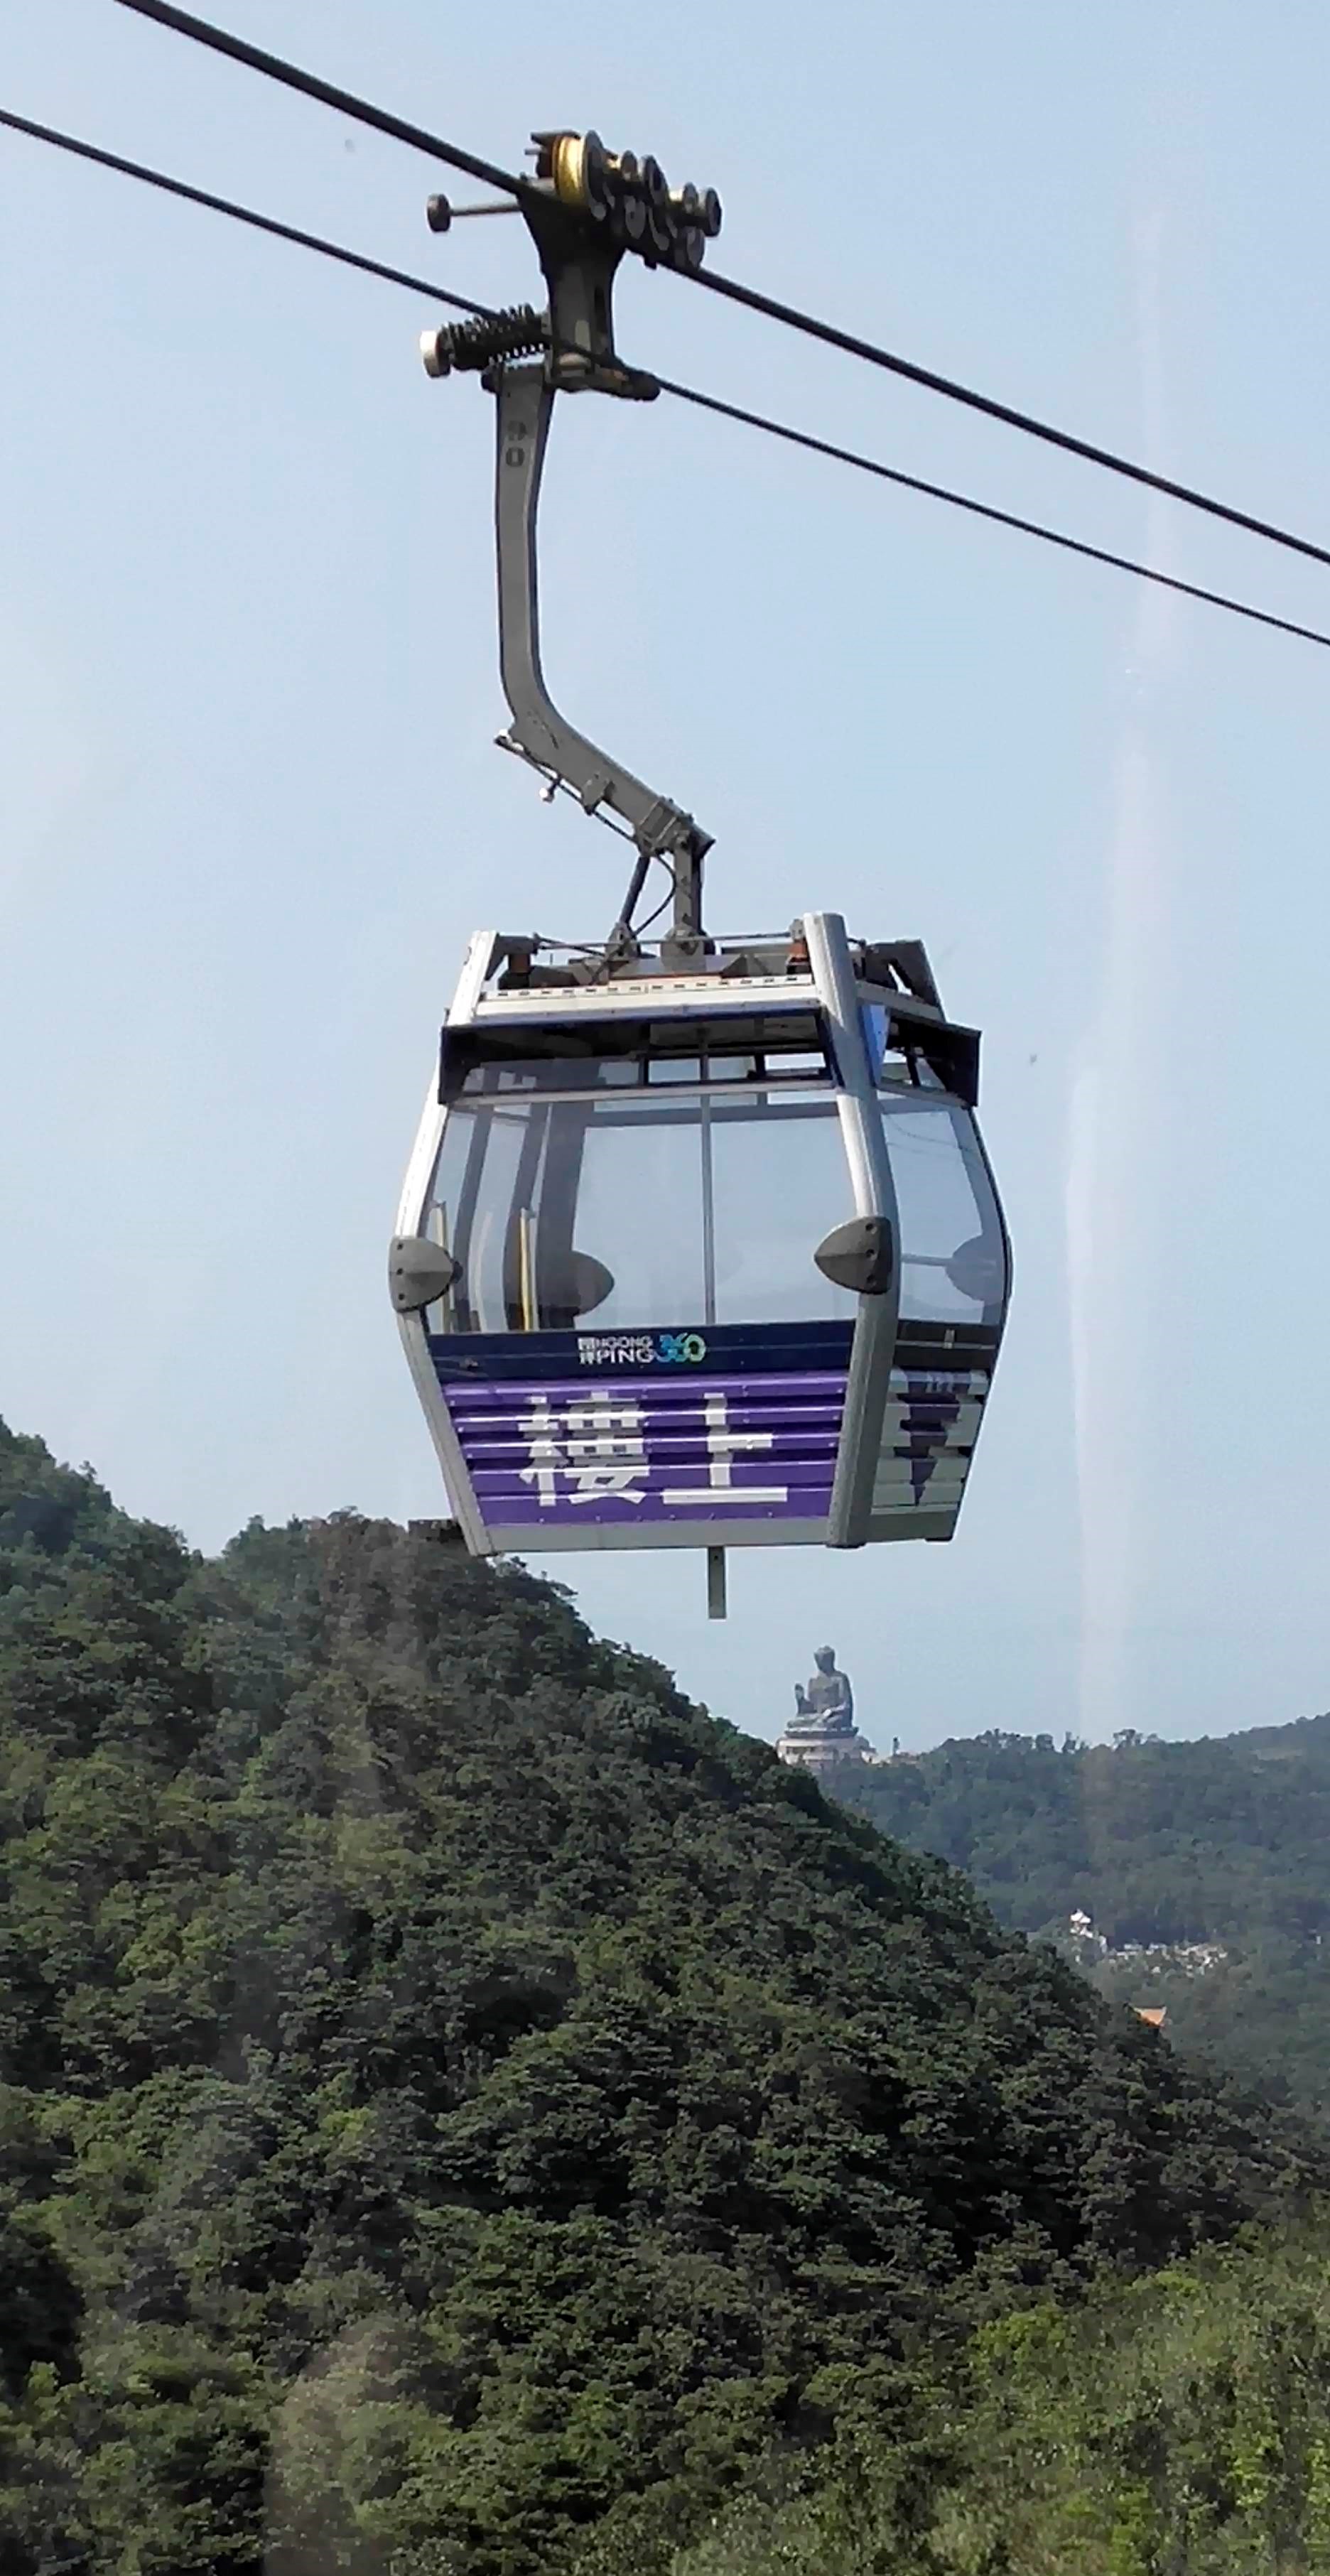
left=428, top=1089, right=853, bottom=1333
left=564, top=1098, right=708, bottom=1326
left=709, top=1098, right=849, bottom=1323
left=771, top=1051, right=828, bottom=1077
left=649, top=1056, right=705, bottom=1083
left=879, top=1093, right=1007, bottom=1324
left=448, top=1018, right=834, bottom=1099
left=441, top=1105, right=529, bottom=1332
left=458, top=1055, right=642, bottom=1095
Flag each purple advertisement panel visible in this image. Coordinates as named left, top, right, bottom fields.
left=444, top=1370, right=846, bottom=1527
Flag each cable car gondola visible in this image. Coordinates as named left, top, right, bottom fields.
left=390, top=131, right=1011, bottom=1610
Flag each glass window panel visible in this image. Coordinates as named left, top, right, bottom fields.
left=553, top=1100, right=705, bottom=1327
left=460, top=1054, right=640, bottom=1095
left=767, top=1051, right=827, bottom=1078
left=709, top=1098, right=850, bottom=1324
left=431, top=1105, right=530, bottom=1332
left=456, top=1022, right=831, bottom=1095
left=879, top=1095, right=1005, bottom=1324
left=428, top=1090, right=855, bottom=1332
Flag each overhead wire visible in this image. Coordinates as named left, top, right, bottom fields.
left=110, top=0, right=533, bottom=202
left=688, top=265, right=1330, bottom=577
left=4, top=104, right=1329, bottom=651
left=109, top=0, right=1330, bottom=580
left=0, top=105, right=485, bottom=315
left=654, top=379, right=1330, bottom=651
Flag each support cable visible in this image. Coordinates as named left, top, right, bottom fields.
left=0, top=104, right=485, bottom=313
left=110, top=0, right=1330, bottom=578
left=656, top=377, right=1330, bottom=652
left=688, top=264, right=1330, bottom=576
left=111, top=0, right=531, bottom=202
left=5, top=103, right=1329, bottom=649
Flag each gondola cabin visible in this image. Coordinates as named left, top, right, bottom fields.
left=391, top=911, right=1010, bottom=1572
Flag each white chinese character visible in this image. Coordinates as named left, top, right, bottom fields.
left=517, top=1394, right=650, bottom=1508
left=517, top=1395, right=566, bottom=1505
left=565, top=1397, right=649, bottom=1504
left=662, top=1392, right=788, bottom=1507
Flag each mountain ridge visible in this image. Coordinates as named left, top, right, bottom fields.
left=0, top=1417, right=1323, bottom=2572
left=836, top=1714, right=1330, bottom=2121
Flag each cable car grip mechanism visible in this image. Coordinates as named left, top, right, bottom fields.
left=419, top=130, right=720, bottom=968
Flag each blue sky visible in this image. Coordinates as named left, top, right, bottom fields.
left=4, top=0, right=1329, bottom=1750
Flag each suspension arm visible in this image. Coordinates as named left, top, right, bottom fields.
left=493, top=364, right=712, bottom=949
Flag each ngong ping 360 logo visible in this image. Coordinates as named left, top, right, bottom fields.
left=656, top=1331, right=707, bottom=1364
left=575, top=1330, right=708, bottom=1366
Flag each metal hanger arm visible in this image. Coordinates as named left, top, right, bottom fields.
left=493, top=364, right=711, bottom=950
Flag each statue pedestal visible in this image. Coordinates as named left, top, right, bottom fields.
left=777, top=1724, right=876, bottom=1773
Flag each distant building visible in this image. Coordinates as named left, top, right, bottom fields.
left=1135, top=2007, right=1167, bottom=2030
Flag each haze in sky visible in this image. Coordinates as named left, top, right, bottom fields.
left=3, top=0, right=1327, bottom=1751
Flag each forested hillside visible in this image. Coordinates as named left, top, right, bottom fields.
left=0, top=1418, right=1324, bottom=2574
left=838, top=1722, right=1330, bottom=2119
left=674, top=2226, right=1330, bottom=2572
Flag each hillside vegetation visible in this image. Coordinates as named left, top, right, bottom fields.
left=838, top=1723, right=1330, bottom=2121
left=673, top=2226, right=1330, bottom=2574
left=0, top=1419, right=1323, bottom=2573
